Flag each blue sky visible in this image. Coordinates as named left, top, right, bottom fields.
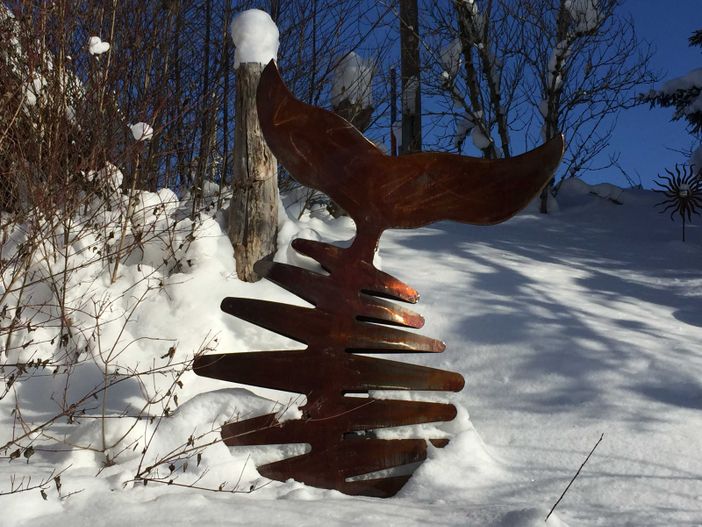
left=589, top=0, right=700, bottom=188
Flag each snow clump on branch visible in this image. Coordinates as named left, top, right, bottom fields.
left=659, top=68, right=702, bottom=119
left=565, top=0, right=600, bottom=33
left=24, top=73, right=46, bottom=106
left=440, top=38, right=462, bottom=79
left=660, top=68, right=702, bottom=94
left=547, top=40, right=571, bottom=91
left=471, top=126, right=491, bottom=151
left=88, top=36, right=110, bottom=55
left=330, top=52, right=374, bottom=109
left=230, top=9, right=279, bottom=69
left=129, top=122, right=154, bottom=141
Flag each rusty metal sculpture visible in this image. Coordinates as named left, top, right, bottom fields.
left=195, top=60, right=564, bottom=498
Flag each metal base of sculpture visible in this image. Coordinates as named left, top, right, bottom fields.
left=194, top=60, right=564, bottom=498
left=195, top=235, right=462, bottom=497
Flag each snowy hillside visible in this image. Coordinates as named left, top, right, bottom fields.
left=1, top=179, right=701, bottom=526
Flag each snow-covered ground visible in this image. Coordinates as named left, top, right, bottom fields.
left=1, top=178, right=701, bottom=526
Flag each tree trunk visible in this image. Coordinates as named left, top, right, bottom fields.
left=193, top=0, right=213, bottom=217
left=333, top=99, right=374, bottom=133
left=399, top=0, right=421, bottom=154
left=540, top=0, right=569, bottom=214
left=228, top=63, right=278, bottom=282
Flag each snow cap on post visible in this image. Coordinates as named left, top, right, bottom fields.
left=230, top=9, right=279, bottom=69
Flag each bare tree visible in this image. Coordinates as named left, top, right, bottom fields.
left=521, top=0, right=656, bottom=212
left=448, top=0, right=524, bottom=158
left=422, top=0, right=656, bottom=212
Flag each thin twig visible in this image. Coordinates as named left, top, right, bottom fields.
left=0, top=466, right=69, bottom=497
left=127, top=477, right=271, bottom=494
left=545, top=433, right=604, bottom=522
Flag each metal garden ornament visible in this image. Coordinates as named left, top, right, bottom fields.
left=655, top=164, right=702, bottom=242
left=195, top=60, right=564, bottom=498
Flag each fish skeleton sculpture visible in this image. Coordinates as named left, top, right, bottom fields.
left=194, top=60, right=564, bottom=498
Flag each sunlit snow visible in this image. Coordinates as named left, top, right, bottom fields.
left=2, top=177, right=702, bottom=526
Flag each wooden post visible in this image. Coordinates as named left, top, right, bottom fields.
left=228, top=62, right=278, bottom=282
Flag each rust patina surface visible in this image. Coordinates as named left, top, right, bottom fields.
left=194, top=60, right=564, bottom=498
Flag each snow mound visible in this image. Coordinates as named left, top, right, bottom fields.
left=558, top=177, right=624, bottom=208
left=230, top=9, right=279, bottom=68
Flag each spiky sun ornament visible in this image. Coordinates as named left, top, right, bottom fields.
left=654, top=164, right=702, bottom=242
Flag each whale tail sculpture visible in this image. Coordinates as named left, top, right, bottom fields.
left=194, top=60, right=564, bottom=497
